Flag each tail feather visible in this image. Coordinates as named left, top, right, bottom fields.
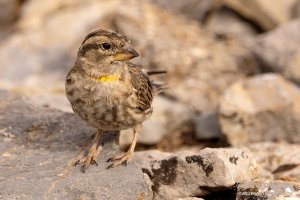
left=146, top=70, right=167, bottom=76
left=146, top=70, right=167, bottom=94
left=151, top=81, right=166, bottom=94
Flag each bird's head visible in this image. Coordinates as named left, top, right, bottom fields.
left=77, top=29, right=139, bottom=66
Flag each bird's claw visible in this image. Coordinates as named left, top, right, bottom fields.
left=121, top=160, right=127, bottom=166
left=91, top=159, right=98, bottom=166
left=106, top=153, right=131, bottom=169
left=75, top=156, right=98, bottom=173
left=74, top=160, right=80, bottom=167
left=106, top=164, right=114, bottom=170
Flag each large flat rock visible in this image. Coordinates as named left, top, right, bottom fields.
left=0, top=90, right=152, bottom=200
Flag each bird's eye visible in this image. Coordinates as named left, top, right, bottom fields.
left=101, top=43, right=111, bottom=50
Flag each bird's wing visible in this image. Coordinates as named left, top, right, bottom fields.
left=127, top=63, right=153, bottom=112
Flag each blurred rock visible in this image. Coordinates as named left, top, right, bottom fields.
left=292, top=0, right=300, bottom=18
left=194, top=112, right=221, bottom=140
left=0, top=0, right=120, bottom=94
left=224, top=0, right=298, bottom=30
left=253, top=19, right=300, bottom=85
left=237, top=181, right=300, bottom=199
left=114, top=0, right=260, bottom=112
left=0, top=0, right=22, bottom=41
left=152, top=0, right=258, bottom=38
left=28, top=94, right=72, bottom=112
left=0, top=0, right=21, bottom=25
left=120, top=96, right=192, bottom=146
left=0, top=90, right=153, bottom=199
left=134, top=148, right=258, bottom=199
left=205, top=7, right=258, bottom=38
left=249, top=142, right=300, bottom=182
left=219, top=74, right=300, bottom=146
left=151, top=0, right=221, bottom=22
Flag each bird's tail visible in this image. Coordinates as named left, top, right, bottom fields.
left=146, top=70, right=167, bottom=76
left=146, top=70, right=167, bottom=95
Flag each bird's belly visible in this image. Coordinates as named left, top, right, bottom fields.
left=73, top=100, right=152, bottom=130
left=67, top=83, right=151, bottom=130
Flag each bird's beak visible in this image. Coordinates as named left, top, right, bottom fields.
left=114, top=43, right=139, bottom=61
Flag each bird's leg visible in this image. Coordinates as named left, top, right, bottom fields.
left=107, top=124, right=141, bottom=169
left=75, top=129, right=104, bottom=172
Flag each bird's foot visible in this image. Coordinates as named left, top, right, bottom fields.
left=106, top=151, right=133, bottom=169
left=75, top=155, right=98, bottom=173
left=75, top=145, right=101, bottom=173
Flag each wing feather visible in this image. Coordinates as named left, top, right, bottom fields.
left=127, top=63, right=153, bottom=111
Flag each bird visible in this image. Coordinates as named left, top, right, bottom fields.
left=65, top=29, right=161, bottom=171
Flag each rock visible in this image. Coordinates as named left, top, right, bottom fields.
left=151, top=0, right=221, bottom=22
left=152, top=0, right=258, bottom=37
left=29, top=94, right=72, bottom=112
left=0, top=0, right=21, bottom=26
left=237, top=180, right=300, bottom=199
left=134, top=148, right=258, bottom=199
left=252, top=19, right=300, bottom=85
left=249, top=142, right=300, bottom=182
left=219, top=74, right=300, bottom=146
left=206, top=7, right=258, bottom=38
left=224, top=0, right=298, bottom=30
left=0, top=0, right=121, bottom=95
left=0, top=0, right=22, bottom=41
left=292, top=0, right=300, bottom=18
left=0, top=90, right=152, bottom=199
left=194, top=112, right=221, bottom=140
left=120, top=96, right=192, bottom=147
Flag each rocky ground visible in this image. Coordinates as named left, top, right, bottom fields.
left=1, top=0, right=300, bottom=199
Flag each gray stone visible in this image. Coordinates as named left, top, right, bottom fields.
left=134, top=148, right=258, bottom=199
left=219, top=74, right=300, bottom=146
left=0, top=0, right=20, bottom=26
left=206, top=7, right=258, bottom=37
left=249, top=142, right=300, bottom=182
left=0, top=0, right=22, bottom=41
left=292, top=0, right=300, bottom=18
left=151, top=0, right=220, bottom=22
left=237, top=181, right=300, bottom=199
left=252, top=19, right=300, bottom=85
left=194, top=112, right=221, bottom=140
left=0, top=0, right=120, bottom=95
left=224, top=0, right=298, bottom=30
left=0, top=90, right=152, bottom=199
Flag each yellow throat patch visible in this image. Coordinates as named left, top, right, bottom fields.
left=94, top=75, right=120, bottom=83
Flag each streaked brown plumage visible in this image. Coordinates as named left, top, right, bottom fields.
left=65, top=29, right=156, bottom=171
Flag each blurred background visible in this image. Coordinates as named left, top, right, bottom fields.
left=1, top=0, right=300, bottom=181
